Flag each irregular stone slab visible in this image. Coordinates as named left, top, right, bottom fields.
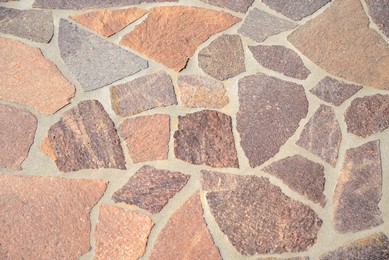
left=238, top=8, right=296, bottom=43
left=110, top=71, right=176, bottom=116
left=263, top=155, right=326, bottom=206
left=112, top=165, right=190, bottom=213
left=33, top=0, right=177, bottom=9
left=237, top=73, right=308, bottom=168
left=333, top=140, right=383, bottom=233
left=150, top=192, right=221, bottom=260
left=344, top=94, right=389, bottom=138
left=198, top=34, right=245, bottom=81
left=200, top=0, right=254, bottom=13
left=94, top=205, right=153, bottom=260
left=120, top=6, right=240, bottom=71
left=249, top=45, right=311, bottom=80
left=0, top=104, right=37, bottom=170
left=365, top=0, right=389, bottom=38
left=174, top=110, right=239, bottom=168
left=202, top=172, right=322, bottom=255
left=310, top=76, right=363, bottom=106
left=59, top=19, right=147, bottom=91
left=0, top=37, right=75, bottom=114
left=0, top=174, right=106, bottom=259
left=46, top=100, right=126, bottom=172
left=288, top=0, right=389, bottom=90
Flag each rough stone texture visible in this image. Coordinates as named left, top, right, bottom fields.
left=249, top=45, right=311, bottom=80
left=297, top=105, right=341, bottom=167
left=310, top=76, right=363, bottom=106
left=59, top=19, right=147, bottom=91
left=33, top=0, right=177, bottom=9
left=200, top=0, right=254, bottom=13
left=120, top=6, right=240, bottom=71
left=202, top=172, right=322, bottom=255
left=263, top=155, right=326, bottom=206
left=94, top=205, right=154, bottom=260
left=150, top=192, right=221, bottom=260
left=344, top=94, right=389, bottom=138
left=0, top=37, right=75, bottom=114
left=174, top=110, right=239, bottom=168
left=0, top=104, right=37, bottom=170
left=288, top=0, right=389, bottom=90
left=118, top=114, right=170, bottom=163
left=198, top=34, right=246, bottom=81
left=333, top=140, right=383, bottom=233
left=259, top=258, right=310, bottom=260
left=112, top=165, right=190, bottom=213
left=110, top=71, right=176, bottom=116
left=46, top=100, right=126, bottom=172
left=365, top=0, right=389, bottom=38
left=238, top=8, right=296, bottom=42
left=237, top=73, right=308, bottom=168
left=0, top=174, right=107, bottom=259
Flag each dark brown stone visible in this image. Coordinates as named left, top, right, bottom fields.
left=200, top=0, right=254, bottom=13
left=365, top=0, right=389, bottom=38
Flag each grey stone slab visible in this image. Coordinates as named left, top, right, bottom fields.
left=200, top=0, right=254, bottom=13
left=365, top=0, right=389, bottom=37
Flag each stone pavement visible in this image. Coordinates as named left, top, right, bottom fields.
left=0, top=0, right=388, bottom=259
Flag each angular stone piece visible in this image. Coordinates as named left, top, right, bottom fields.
left=112, top=165, right=190, bottom=213
left=150, top=192, right=221, bottom=260
left=0, top=174, right=107, bottom=259
left=249, top=45, right=311, bottom=80
left=344, top=94, right=389, bottom=138
left=110, top=71, right=177, bottom=116
left=0, top=37, right=75, bottom=114
left=237, top=73, right=308, bottom=168
left=174, top=110, right=239, bottom=168
left=288, top=0, right=389, bottom=90
left=200, top=0, right=254, bottom=12
left=59, top=19, right=147, bottom=91
left=202, top=172, right=322, bottom=255
left=33, top=0, right=177, bottom=9
left=94, top=205, right=154, bottom=260
left=333, top=140, right=383, bottom=233
left=0, top=104, right=37, bottom=170
left=365, top=0, right=389, bottom=38
left=198, top=34, right=246, bottom=81
left=238, top=8, right=296, bottom=42
left=120, top=6, right=240, bottom=71
left=46, top=100, right=126, bottom=172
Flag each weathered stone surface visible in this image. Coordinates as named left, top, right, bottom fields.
left=344, top=94, right=389, bottom=138
left=174, top=110, right=239, bottom=168
left=263, top=155, right=326, bottom=206
left=59, top=19, right=147, bottom=91
left=200, top=0, right=254, bottom=12
left=0, top=174, right=107, bottom=259
left=202, top=172, right=322, bottom=255
left=150, top=192, right=221, bottom=260
left=120, top=6, right=240, bottom=71
left=110, top=71, right=176, bottom=116
left=237, top=73, right=308, bottom=168
left=46, top=100, right=126, bottom=172
left=33, top=0, right=177, bottom=9
left=0, top=104, right=37, bottom=170
left=0, top=37, right=75, bottom=114
left=198, top=34, right=245, bottom=81
left=365, top=0, right=389, bottom=38
left=112, top=165, right=190, bottom=213
left=94, top=205, right=153, bottom=260
left=249, top=45, right=311, bottom=80
left=259, top=258, right=310, bottom=260
left=238, top=8, right=296, bottom=42
left=288, top=0, right=389, bottom=90
left=333, top=140, right=383, bottom=233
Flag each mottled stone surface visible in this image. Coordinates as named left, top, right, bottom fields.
left=33, top=0, right=177, bottom=9
left=249, top=45, right=310, bottom=80
left=202, top=172, right=322, bottom=255
left=120, top=6, right=240, bottom=71
left=259, top=258, right=310, bottom=260
left=0, top=174, right=106, bottom=259
left=150, top=192, right=221, bottom=260
left=365, top=0, right=389, bottom=37
left=59, top=19, right=147, bottom=91
left=0, top=37, right=75, bottom=114
left=174, top=110, right=239, bottom=168
left=111, top=71, right=176, bottom=116
left=112, top=165, right=189, bottom=213
left=333, top=140, right=383, bottom=233
left=198, top=34, right=245, bottom=81
left=47, top=100, right=126, bottom=172
left=237, top=73, right=308, bottom=168
left=288, top=0, right=389, bottom=90
left=200, top=0, right=254, bottom=12
left=0, top=104, right=37, bottom=170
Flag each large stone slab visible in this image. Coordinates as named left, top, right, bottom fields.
left=365, top=0, right=389, bottom=38
left=33, top=0, right=177, bottom=9
left=200, top=0, right=254, bottom=13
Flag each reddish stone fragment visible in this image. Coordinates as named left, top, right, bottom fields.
left=33, top=0, right=177, bottom=9
left=365, top=0, right=389, bottom=38
left=200, top=0, right=254, bottom=12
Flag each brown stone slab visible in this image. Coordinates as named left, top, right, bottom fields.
left=365, top=0, right=389, bottom=38
left=33, top=0, right=177, bottom=9
left=200, top=0, right=254, bottom=13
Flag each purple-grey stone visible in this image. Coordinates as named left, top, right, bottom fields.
left=200, top=0, right=254, bottom=13
left=365, top=0, right=389, bottom=37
